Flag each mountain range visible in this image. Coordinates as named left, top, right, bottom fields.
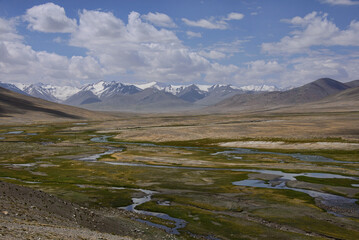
left=0, top=78, right=358, bottom=112
left=210, top=78, right=358, bottom=111
left=0, top=81, right=280, bottom=111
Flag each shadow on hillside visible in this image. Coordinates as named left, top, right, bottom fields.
left=0, top=90, right=82, bottom=119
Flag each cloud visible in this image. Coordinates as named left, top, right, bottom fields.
left=199, top=50, right=226, bottom=59
left=280, top=54, right=359, bottom=86
left=142, top=12, right=176, bottom=28
left=319, top=0, right=359, bottom=5
left=0, top=18, right=23, bottom=42
left=69, top=56, right=103, bottom=79
left=182, top=18, right=227, bottom=29
left=182, top=12, right=244, bottom=30
left=262, top=12, right=359, bottom=55
left=23, top=2, right=77, bottom=33
left=241, top=60, right=284, bottom=79
left=204, top=63, right=238, bottom=83
left=2, top=4, right=249, bottom=86
left=69, top=10, right=217, bottom=82
left=0, top=15, right=103, bottom=86
left=225, top=12, right=244, bottom=20
left=186, top=31, right=202, bottom=38
left=205, top=40, right=246, bottom=56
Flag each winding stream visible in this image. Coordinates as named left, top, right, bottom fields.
left=233, top=180, right=358, bottom=218
left=75, top=184, right=187, bottom=234
left=120, top=189, right=186, bottom=234
left=91, top=136, right=355, bottom=164
left=83, top=135, right=359, bottom=230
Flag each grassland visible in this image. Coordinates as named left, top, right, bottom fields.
left=1, top=109, right=359, bottom=239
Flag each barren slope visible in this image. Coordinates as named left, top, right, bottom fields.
left=211, top=78, right=350, bottom=111
left=0, top=87, right=114, bottom=124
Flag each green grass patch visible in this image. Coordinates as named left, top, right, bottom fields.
left=296, top=176, right=359, bottom=188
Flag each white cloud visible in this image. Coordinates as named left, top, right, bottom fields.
left=204, top=63, right=238, bottom=83
left=0, top=16, right=103, bottom=86
left=199, top=50, right=226, bottom=59
left=280, top=54, right=359, bottom=86
left=1, top=5, right=248, bottom=86
left=68, top=10, right=220, bottom=83
left=69, top=56, right=103, bottom=79
left=319, top=0, right=359, bottom=5
left=262, top=12, right=359, bottom=55
left=182, top=12, right=244, bottom=30
left=53, top=37, right=64, bottom=43
left=23, top=2, right=77, bottom=33
left=186, top=31, right=202, bottom=38
left=0, top=18, right=22, bottom=41
left=142, top=12, right=176, bottom=28
left=182, top=18, right=227, bottom=29
left=225, top=12, right=244, bottom=20
left=241, top=60, right=284, bottom=79
left=205, top=40, right=245, bottom=56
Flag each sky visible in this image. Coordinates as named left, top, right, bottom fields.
left=0, top=0, right=359, bottom=88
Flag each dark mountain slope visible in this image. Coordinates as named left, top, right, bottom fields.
left=345, top=80, right=359, bottom=88
left=0, top=87, right=109, bottom=122
left=320, top=86, right=359, bottom=102
left=177, top=84, right=206, bottom=102
left=80, top=88, right=192, bottom=112
left=212, top=78, right=350, bottom=110
left=195, top=85, right=243, bottom=106
left=0, top=82, right=27, bottom=95
left=64, top=90, right=101, bottom=106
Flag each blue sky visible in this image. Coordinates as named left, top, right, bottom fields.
left=0, top=0, right=359, bottom=87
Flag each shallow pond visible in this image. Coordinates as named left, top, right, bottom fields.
left=92, top=135, right=353, bottom=164
left=233, top=179, right=359, bottom=218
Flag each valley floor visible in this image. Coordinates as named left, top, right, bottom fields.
left=0, top=107, right=359, bottom=239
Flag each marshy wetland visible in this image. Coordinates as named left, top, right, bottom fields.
left=1, top=112, right=359, bottom=239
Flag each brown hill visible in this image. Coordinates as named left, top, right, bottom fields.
left=312, top=86, right=359, bottom=108
left=345, top=80, right=359, bottom=88
left=0, top=87, right=112, bottom=123
left=0, top=181, right=170, bottom=239
left=211, top=78, right=350, bottom=111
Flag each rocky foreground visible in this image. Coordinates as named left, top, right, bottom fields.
left=0, top=181, right=177, bottom=240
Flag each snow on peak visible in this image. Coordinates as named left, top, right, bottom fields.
left=164, top=85, right=185, bottom=95
left=31, top=83, right=80, bottom=101
left=13, top=83, right=28, bottom=90
left=50, top=86, right=80, bottom=101
left=196, top=84, right=212, bottom=92
left=83, top=80, right=109, bottom=96
left=134, top=81, right=165, bottom=90
left=239, top=85, right=279, bottom=92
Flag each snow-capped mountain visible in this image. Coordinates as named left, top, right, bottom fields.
left=1, top=80, right=281, bottom=111
left=164, top=85, right=186, bottom=95
left=0, top=82, right=28, bottom=95
left=23, top=83, right=58, bottom=102
left=176, top=84, right=207, bottom=102
left=82, top=81, right=140, bottom=98
left=22, top=83, right=80, bottom=102
left=238, top=84, right=280, bottom=92
left=134, top=81, right=167, bottom=90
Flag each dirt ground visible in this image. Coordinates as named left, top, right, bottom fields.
left=0, top=181, right=178, bottom=240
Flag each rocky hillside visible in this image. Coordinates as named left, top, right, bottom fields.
left=0, top=181, right=177, bottom=239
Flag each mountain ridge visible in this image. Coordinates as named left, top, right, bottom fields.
left=210, top=78, right=354, bottom=111
left=0, top=86, right=111, bottom=123
left=1, top=78, right=357, bottom=113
